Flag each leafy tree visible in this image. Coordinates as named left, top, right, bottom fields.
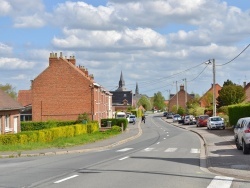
left=152, top=91, right=166, bottom=110
left=217, top=84, right=245, bottom=107
left=137, top=96, right=152, bottom=111
left=0, top=83, right=17, bottom=99
left=171, top=105, right=177, bottom=114
left=177, top=107, right=185, bottom=115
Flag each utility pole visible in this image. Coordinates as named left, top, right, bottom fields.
left=167, top=89, right=171, bottom=112
left=176, top=81, right=179, bottom=110
left=212, top=59, right=216, bottom=116
left=183, top=78, right=187, bottom=112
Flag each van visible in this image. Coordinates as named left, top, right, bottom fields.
left=116, top=112, right=126, bottom=119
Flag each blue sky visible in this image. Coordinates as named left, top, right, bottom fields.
left=1, top=0, right=250, bottom=99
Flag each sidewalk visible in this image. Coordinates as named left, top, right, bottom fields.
left=0, top=122, right=142, bottom=158
left=164, top=118, right=250, bottom=180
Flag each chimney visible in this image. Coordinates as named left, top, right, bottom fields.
left=180, top=85, right=184, bottom=91
left=67, top=55, right=76, bottom=66
left=243, top=81, right=246, bottom=88
left=49, top=52, right=58, bottom=66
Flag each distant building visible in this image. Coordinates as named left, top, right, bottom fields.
left=244, top=81, right=250, bottom=102
left=168, top=85, right=194, bottom=112
left=110, top=71, right=133, bottom=112
left=199, top=84, right=221, bottom=108
left=0, top=89, right=23, bottom=134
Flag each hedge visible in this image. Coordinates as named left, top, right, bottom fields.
left=0, top=122, right=99, bottom=145
left=228, top=103, right=250, bottom=126
left=101, top=118, right=128, bottom=130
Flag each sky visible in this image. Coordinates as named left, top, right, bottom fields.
left=1, top=0, right=250, bottom=99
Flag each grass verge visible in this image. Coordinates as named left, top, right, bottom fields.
left=0, top=130, right=121, bottom=152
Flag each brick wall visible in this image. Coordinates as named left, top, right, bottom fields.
left=32, top=54, right=93, bottom=121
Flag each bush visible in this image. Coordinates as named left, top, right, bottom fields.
left=111, top=125, right=122, bottom=132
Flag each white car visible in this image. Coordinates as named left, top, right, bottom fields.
left=127, top=115, right=136, bottom=124
left=234, top=117, right=250, bottom=154
left=207, top=116, right=225, bottom=130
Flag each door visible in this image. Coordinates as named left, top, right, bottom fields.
left=14, top=116, right=18, bottom=133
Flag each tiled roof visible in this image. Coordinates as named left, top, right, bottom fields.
left=0, top=89, right=23, bottom=110
left=17, top=90, right=32, bottom=106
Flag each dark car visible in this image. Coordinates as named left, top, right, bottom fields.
left=196, top=115, right=209, bottom=127
left=163, top=112, right=168, bottom=117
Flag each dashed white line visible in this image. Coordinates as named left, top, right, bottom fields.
left=157, top=142, right=160, bottom=144
left=54, top=175, right=79, bottom=184
left=164, top=148, right=177, bottom=152
left=207, top=176, right=233, bottom=188
left=191, top=148, right=200, bottom=153
left=119, top=156, right=129, bottom=160
left=116, top=148, right=133, bottom=152
left=144, top=148, right=154, bottom=152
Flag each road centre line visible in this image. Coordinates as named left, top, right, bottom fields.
left=157, top=142, right=160, bottom=144
left=54, top=175, right=79, bottom=184
left=207, top=176, right=233, bottom=188
left=116, top=148, right=133, bottom=152
left=119, top=156, right=129, bottom=161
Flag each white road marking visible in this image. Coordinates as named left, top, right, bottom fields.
left=167, top=135, right=169, bottom=136
left=163, top=138, right=166, bottom=139
left=116, top=148, right=133, bottom=152
left=119, top=156, right=129, bottom=161
left=157, top=142, right=160, bottom=144
left=207, top=176, right=233, bottom=188
left=54, top=175, right=79, bottom=184
left=165, top=148, right=177, bottom=152
left=144, top=148, right=154, bottom=152
left=191, top=148, right=200, bottom=153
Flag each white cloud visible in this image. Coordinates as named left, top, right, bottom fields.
left=0, top=43, right=12, bottom=55
left=0, top=57, right=35, bottom=69
left=0, top=0, right=12, bottom=16
left=13, top=14, right=46, bottom=28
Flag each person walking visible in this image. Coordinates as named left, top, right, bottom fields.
left=142, top=115, right=146, bottom=123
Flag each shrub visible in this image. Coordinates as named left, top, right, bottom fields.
left=111, top=125, right=121, bottom=132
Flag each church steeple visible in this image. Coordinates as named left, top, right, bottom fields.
left=135, top=82, right=139, bottom=95
left=117, top=71, right=126, bottom=91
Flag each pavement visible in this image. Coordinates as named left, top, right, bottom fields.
left=1, top=116, right=250, bottom=180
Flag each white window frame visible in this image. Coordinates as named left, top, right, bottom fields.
left=5, top=115, right=10, bottom=128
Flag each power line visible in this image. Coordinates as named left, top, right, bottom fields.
left=216, top=43, right=250, bottom=66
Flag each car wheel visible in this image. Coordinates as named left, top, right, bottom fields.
left=223, top=127, right=225, bottom=130
left=243, top=140, right=250, bottom=154
left=207, top=126, right=209, bottom=130
left=235, top=138, right=242, bottom=150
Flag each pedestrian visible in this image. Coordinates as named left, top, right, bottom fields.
left=142, top=115, right=146, bottom=123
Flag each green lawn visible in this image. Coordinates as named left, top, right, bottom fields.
left=0, top=130, right=121, bottom=152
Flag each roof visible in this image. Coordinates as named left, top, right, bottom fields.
left=0, top=89, right=23, bottom=110
left=17, top=90, right=32, bottom=106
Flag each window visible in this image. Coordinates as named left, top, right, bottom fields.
left=124, top=94, right=127, bottom=97
left=5, top=115, right=10, bottom=128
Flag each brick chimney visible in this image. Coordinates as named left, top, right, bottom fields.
left=67, top=55, right=76, bottom=66
left=49, top=52, right=59, bottom=66
left=180, top=85, right=184, bottom=91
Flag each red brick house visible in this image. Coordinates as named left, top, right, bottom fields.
left=18, top=90, right=32, bottom=121
left=0, top=89, right=23, bottom=134
left=19, top=52, right=112, bottom=123
left=199, top=84, right=221, bottom=108
left=168, top=85, right=194, bottom=111
left=244, top=82, right=250, bottom=102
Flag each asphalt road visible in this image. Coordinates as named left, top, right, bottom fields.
left=1, top=114, right=250, bottom=188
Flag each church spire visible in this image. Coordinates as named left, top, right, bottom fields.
left=117, top=71, right=126, bottom=91
left=135, top=82, right=139, bottom=95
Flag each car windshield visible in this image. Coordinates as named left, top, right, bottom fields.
left=174, top=115, right=180, bottom=118
left=200, top=116, right=209, bottom=120
left=130, top=115, right=135, bottom=118
left=211, top=117, right=222, bottom=121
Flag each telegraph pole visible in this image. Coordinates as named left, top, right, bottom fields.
left=183, top=78, right=187, bottom=112
left=212, top=59, right=216, bottom=116
left=176, top=81, right=179, bottom=110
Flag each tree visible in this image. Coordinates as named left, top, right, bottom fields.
left=202, top=92, right=213, bottom=109
left=0, top=83, right=17, bottom=99
left=137, top=96, right=152, bottom=111
left=152, top=91, right=166, bottom=111
left=217, top=84, right=246, bottom=107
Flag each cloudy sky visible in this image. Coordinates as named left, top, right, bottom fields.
left=1, top=0, right=250, bottom=99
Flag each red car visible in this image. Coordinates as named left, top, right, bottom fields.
left=196, top=115, right=209, bottom=127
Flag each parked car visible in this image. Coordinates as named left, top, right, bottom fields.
left=163, top=112, right=168, bottom=117
left=233, top=117, right=250, bottom=154
left=183, top=115, right=196, bottom=125
left=166, top=112, right=173, bottom=119
left=196, top=115, right=209, bottom=127
left=207, top=116, right=225, bottom=130
left=173, top=114, right=181, bottom=122
left=127, top=115, right=136, bottom=124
